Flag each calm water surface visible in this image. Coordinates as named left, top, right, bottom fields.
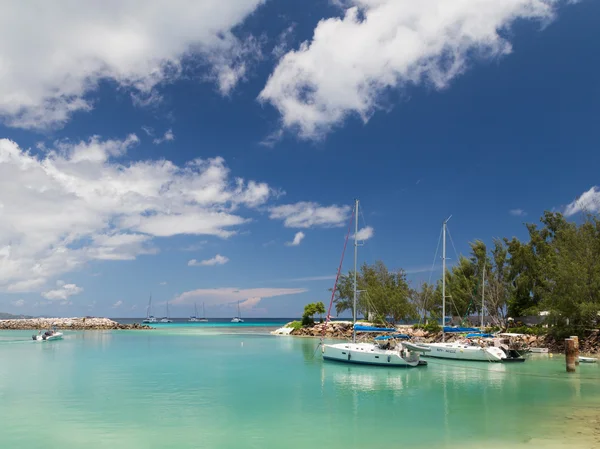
left=0, top=324, right=598, bottom=449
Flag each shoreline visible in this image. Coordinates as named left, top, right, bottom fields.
left=272, top=321, right=600, bottom=354
left=0, top=317, right=151, bottom=330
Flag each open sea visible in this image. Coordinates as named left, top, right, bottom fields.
left=0, top=319, right=599, bottom=449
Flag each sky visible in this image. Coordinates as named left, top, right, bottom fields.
left=0, top=0, right=598, bottom=319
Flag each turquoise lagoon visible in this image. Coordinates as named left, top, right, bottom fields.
left=0, top=322, right=599, bottom=449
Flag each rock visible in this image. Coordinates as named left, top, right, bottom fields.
left=0, top=317, right=152, bottom=330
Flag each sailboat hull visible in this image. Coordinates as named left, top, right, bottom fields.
left=322, top=342, right=424, bottom=368
left=420, top=343, right=505, bottom=362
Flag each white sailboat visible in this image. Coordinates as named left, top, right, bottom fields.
left=142, top=295, right=158, bottom=324
left=231, top=301, right=244, bottom=323
left=416, top=218, right=506, bottom=362
left=189, top=303, right=208, bottom=322
left=160, top=301, right=173, bottom=323
left=321, top=199, right=428, bottom=368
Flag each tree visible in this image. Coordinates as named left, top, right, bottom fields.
left=333, top=261, right=416, bottom=324
left=409, top=281, right=436, bottom=323
left=302, top=301, right=327, bottom=326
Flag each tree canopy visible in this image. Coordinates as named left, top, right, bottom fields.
left=329, top=212, right=600, bottom=333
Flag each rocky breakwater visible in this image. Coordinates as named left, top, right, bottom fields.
left=0, top=317, right=151, bottom=330
left=280, top=322, right=445, bottom=341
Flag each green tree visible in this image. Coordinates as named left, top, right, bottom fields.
left=302, top=301, right=327, bottom=326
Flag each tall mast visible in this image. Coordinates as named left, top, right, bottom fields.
left=481, top=262, right=486, bottom=329
left=442, top=216, right=451, bottom=342
left=442, top=220, right=446, bottom=342
left=352, top=199, right=359, bottom=344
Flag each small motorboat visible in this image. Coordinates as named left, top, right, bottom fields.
left=579, top=356, right=598, bottom=364
left=529, top=347, right=549, bottom=354
left=32, top=328, right=63, bottom=341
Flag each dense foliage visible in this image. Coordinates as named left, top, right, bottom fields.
left=301, top=302, right=326, bottom=326
left=331, top=212, right=600, bottom=333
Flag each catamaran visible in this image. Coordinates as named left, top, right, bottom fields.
left=189, top=302, right=208, bottom=322
left=414, top=217, right=506, bottom=362
left=321, top=199, right=428, bottom=368
left=231, top=301, right=243, bottom=323
left=160, top=301, right=173, bottom=323
left=142, top=295, right=158, bottom=323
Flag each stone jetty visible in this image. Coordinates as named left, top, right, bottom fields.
left=0, top=317, right=151, bottom=330
left=273, top=321, right=600, bottom=354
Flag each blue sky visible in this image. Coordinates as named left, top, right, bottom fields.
left=0, top=0, right=598, bottom=318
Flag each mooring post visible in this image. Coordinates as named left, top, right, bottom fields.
left=565, top=338, right=576, bottom=373
left=570, top=336, right=580, bottom=366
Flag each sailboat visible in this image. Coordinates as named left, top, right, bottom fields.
left=321, top=199, right=428, bottom=368
left=142, top=296, right=158, bottom=323
left=189, top=302, right=208, bottom=322
left=231, top=301, right=244, bottom=323
left=160, top=301, right=173, bottom=323
left=413, top=218, right=506, bottom=362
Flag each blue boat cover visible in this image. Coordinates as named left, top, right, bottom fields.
left=443, top=326, right=480, bottom=333
left=466, top=333, right=493, bottom=338
left=354, top=325, right=397, bottom=332
left=374, top=334, right=410, bottom=340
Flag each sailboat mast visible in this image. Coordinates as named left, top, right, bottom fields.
left=442, top=220, right=446, bottom=342
left=352, top=199, right=359, bottom=344
left=481, top=262, right=486, bottom=329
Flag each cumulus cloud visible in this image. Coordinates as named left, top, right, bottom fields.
left=0, top=136, right=272, bottom=292
left=509, top=209, right=527, bottom=217
left=565, top=186, right=600, bottom=216
left=286, top=232, right=305, bottom=246
left=0, top=0, right=265, bottom=129
left=112, top=300, right=123, bottom=308
left=260, top=0, right=557, bottom=139
left=188, top=254, right=230, bottom=266
left=42, top=282, right=83, bottom=301
left=354, top=226, right=374, bottom=241
left=270, top=202, right=350, bottom=228
left=153, top=129, right=175, bottom=145
left=172, top=287, right=307, bottom=307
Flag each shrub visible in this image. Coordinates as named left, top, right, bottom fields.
left=286, top=321, right=303, bottom=330
left=413, top=323, right=441, bottom=333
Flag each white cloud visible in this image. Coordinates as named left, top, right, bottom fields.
left=260, top=0, right=557, bottom=139
left=270, top=202, right=350, bottom=228
left=509, top=209, right=527, bottom=217
left=153, top=129, right=175, bottom=145
left=172, top=287, right=307, bottom=306
left=42, top=282, right=83, bottom=301
left=0, top=0, right=265, bottom=129
left=564, top=186, right=600, bottom=216
left=159, top=281, right=168, bottom=286
left=11, top=299, right=25, bottom=307
left=188, top=254, right=230, bottom=266
left=354, top=226, right=374, bottom=241
left=0, top=136, right=272, bottom=292
left=112, top=300, right=123, bottom=308
left=286, top=232, right=305, bottom=246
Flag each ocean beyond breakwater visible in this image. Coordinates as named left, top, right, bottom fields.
left=0, top=317, right=151, bottom=330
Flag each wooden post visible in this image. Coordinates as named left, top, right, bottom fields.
left=565, top=338, right=576, bottom=373
left=570, top=336, right=580, bottom=366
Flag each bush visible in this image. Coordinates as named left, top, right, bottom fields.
left=507, top=325, right=547, bottom=336
left=413, top=323, right=441, bottom=333
left=286, top=321, right=303, bottom=330
left=301, top=314, right=314, bottom=327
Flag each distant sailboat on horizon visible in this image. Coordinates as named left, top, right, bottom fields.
left=142, top=296, right=157, bottom=324
left=189, top=302, right=208, bottom=322
left=231, top=301, right=244, bottom=323
left=160, top=301, right=173, bottom=323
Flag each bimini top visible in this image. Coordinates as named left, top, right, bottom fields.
left=466, top=333, right=493, bottom=338
left=374, top=334, right=410, bottom=340
left=354, top=324, right=397, bottom=332
left=443, top=326, right=480, bottom=333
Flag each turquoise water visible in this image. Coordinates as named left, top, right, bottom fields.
left=0, top=326, right=599, bottom=449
